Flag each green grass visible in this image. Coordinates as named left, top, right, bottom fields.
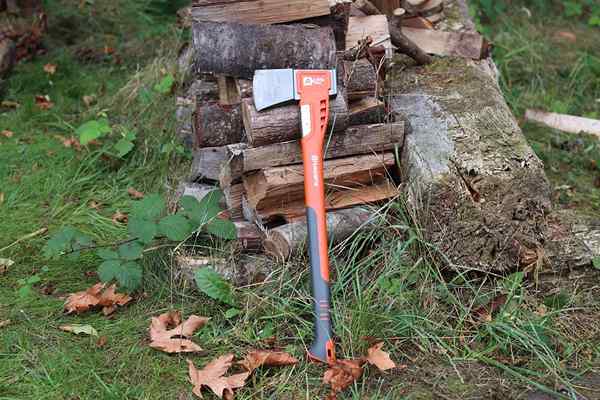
left=1, top=1, right=600, bottom=399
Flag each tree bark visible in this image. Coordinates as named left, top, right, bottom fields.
left=193, top=101, right=244, bottom=148
left=294, top=2, right=351, bottom=50
left=264, top=207, right=375, bottom=260
left=342, top=58, right=379, bottom=100
left=192, top=21, right=337, bottom=79
left=190, top=143, right=246, bottom=182
left=241, top=89, right=349, bottom=147
left=242, top=122, right=404, bottom=171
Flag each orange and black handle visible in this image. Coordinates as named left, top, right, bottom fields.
left=295, top=70, right=336, bottom=365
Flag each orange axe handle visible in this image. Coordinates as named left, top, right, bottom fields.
left=296, top=70, right=336, bottom=364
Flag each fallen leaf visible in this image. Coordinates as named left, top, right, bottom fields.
left=0, top=320, right=10, bottom=328
left=0, top=258, right=14, bottom=272
left=472, top=294, right=508, bottom=323
left=59, top=324, right=98, bottom=336
left=554, top=31, right=577, bottom=43
left=127, top=187, right=144, bottom=200
left=55, top=135, right=82, bottom=151
left=149, top=311, right=209, bottom=353
left=323, top=359, right=364, bottom=399
left=96, top=335, right=108, bottom=348
left=35, top=95, right=54, bottom=110
left=1, top=100, right=21, bottom=108
left=238, top=350, right=298, bottom=373
left=364, top=342, right=396, bottom=371
left=39, top=283, right=56, bottom=295
left=0, top=192, right=4, bottom=205
left=112, top=211, right=128, bottom=224
left=82, top=95, right=96, bottom=107
left=43, top=63, right=57, bottom=75
left=1, top=130, right=13, bottom=138
left=188, top=355, right=249, bottom=399
left=64, top=283, right=131, bottom=315
left=89, top=200, right=102, bottom=210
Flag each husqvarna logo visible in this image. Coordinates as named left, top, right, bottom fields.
left=303, top=76, right=325, bottom=86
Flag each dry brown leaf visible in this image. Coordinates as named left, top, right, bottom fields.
left=554, top=31, right=577, bottom=43
left=96, top=335, right=108, bottom=348
left=127, top=187, right=144, bottom=200
left=82, top=95, right=96, bottom=107
left=35, top=95, right=54, bottom=110
left=0, top=192, right=4, bottom=206
left=0, top=320, right=10, bottom=329
left=323, top=359, right=364, bottom=399
left=472, top=294, right=508, bottom=323
left=364, top=342, right=396, bottom=371
left=238, top=350, right=298, bottom=373
left=1, top=130, right=13, bottom=138
left=89, top=200, right=102, bottom=210
left=64, top=283, right=131, bottom=315
left=43, top=63, right=57, bottom=75
left=188, top=355, right=249, bottom=399
left=149, top=311, right=209, bottom=354
left=112, top=211, right=128, bottom=224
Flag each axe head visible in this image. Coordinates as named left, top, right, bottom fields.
left=253, top=69, right=337, bottom=111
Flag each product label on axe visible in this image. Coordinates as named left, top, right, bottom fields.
left=301, top=104, right=311, bottom=137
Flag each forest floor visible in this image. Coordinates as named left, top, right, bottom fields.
left=0, top=1, right=599, bottom=399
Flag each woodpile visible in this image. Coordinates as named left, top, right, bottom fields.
left=176, top=0, right=405, bottom=258
left=174, top=0, right=598, bottom=277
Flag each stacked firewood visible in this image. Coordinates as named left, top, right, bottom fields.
left=176, top=0, right=407, bottom=259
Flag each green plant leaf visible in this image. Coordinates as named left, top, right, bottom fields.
left=194, top=268, right=235, bottom=306
left=114, top=138, right=134, bottom=157
left=564, top=1, right=583, bottom=17
left=76, top=118, right=111, bottom=145
left=153, top=74, right=175, bottom=94
left=98, top=259, right=121, bottom=282
left=118, top=241, right=144, bottom=260
left=43, top=226, right=77, bottom=259
left=590, top=15, right=600, bottom=27
left=128, top=216, right=157, bottom=244
left=206, top=218, right=237, bottom=240
left=158, top=214, right=192, bottom=241
left=97, top=248, right=118, bottom=260
left=180, top=190, right=223, bottom=228
left=116, top=261, right=143, bottom=291
left=131, top=194, right=164, bottom=220
left=224, top=308, right=241, bottom=319
left=59, top=324, right=98, bottom=336
left=592, top=257, right=600, bottom=270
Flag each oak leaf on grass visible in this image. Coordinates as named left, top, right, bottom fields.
left=188, top=355, right=249, bottom=399
left=364, top=342, right=396, bottom=371
left=149, top=311, right=209, bottom=353
left=238, top=350, right=298, bottom=373
left=323, top=359, right=365, bottom=399
left=64, top=283, right=131, bottom=315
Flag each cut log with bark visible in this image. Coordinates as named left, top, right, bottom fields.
left=190, top=0, right=331, bottom=24
left=233, top=220, right=263, bottom=252
left=242, top=122, right=404, bottom=171
left=0, top=39, right=16, bottom=78
left=295, top=1, right=351, bottom=50
left=244, top=153, right=397, bottom=222
left=190, top=143, right=246, bottom=182
left=264, top=207, right=376, bottom=260
left=235, top=79, right=253, bottom=99
left=218, top=143, right=246, bottom=187
left=342, top=58, right=379, bottom=100
left=401, top=27, right=489, bottom=59
left=193, top=101, right=243, bottom=148
left=369, top=0, right=401, bottom=14
left=388, top=9, right=432, bottom=65
left=223, top=184, right=245, bottom=220
left=349, top=97, right=386, bottom=125
left=241, top=89, right=349, bottom=147
left=192, top=21, right=337, bottom=79
left=354, top=0, right=382, bottom=15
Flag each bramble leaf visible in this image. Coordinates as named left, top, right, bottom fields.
left=118, top=241, right=144, bottom=261
left=158, top=214, right=192, bottom=241
left=194, top=268, right=235, bottom=306
left=206, top=218, right=237, bottom=240
left=116, top=261, right=142, bottom=291
left=97, top=248, right=118, bottom=260
left=98, top=259, right=121, bottom=282
left=128, top=216, right=157, bottom=244
left=131, top=194, right=164, bottom=220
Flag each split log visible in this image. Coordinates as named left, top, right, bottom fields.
left=388, top=8, right=433, bottom=65
left=192, top=21, right=336, bottom=79
left=295, top=1, right=351, bottom=50
left=190, top=143, right=246, bottom=182
left=242, top=123, right=404, bottom=171
left=241, top=90, right=349, bottom=147
left=401, top=27, right=488, bottom=59
left=223, top=184, right=245, bottom=220
left=346, top=15, right=393, bottom=59
left=369, top=0, right=401, bottom=14
left=342, top=59, right=379, bottom=100
left=354, top=0, right=382, bottom=15
left=349, top=97, right=386, bottom=125
left=264, top=207, right=375, bottom=260
left=244, top=153, right=397, bottom=222
left=217, top=76, right=240, bottom=105
left=218, top=143, right=246, bottom=187
left=176, top=78, right=220, bottom=149
left=193, top=101, right=243, bottom=148
left=235, top=79, right=253, bottom=99
left=190, top=0, right=331, bottom=24
left=524, top=109, right=600, bottom=139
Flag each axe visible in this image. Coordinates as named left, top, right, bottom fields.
left=253, top=68, right=337, bottom=364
